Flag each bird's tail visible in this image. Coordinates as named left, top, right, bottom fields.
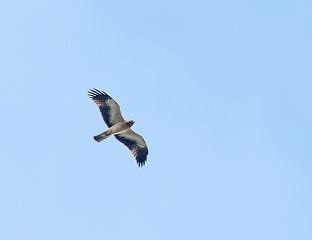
left=93, top=130, right=111, bottom=142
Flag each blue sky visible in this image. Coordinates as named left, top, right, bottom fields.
left=1, top=0, right=311, bottom=239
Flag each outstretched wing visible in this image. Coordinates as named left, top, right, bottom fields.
left=88, top=89, right=124, bottom=127
left=115, top=129, right=148, bottom=167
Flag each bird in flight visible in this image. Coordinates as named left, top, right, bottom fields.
left=88, top=88, right=148, bottom=167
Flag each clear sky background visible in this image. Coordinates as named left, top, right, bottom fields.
left=1, top=0, right=311, bottom=239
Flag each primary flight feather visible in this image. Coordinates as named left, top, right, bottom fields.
left=88, top=88, right=148, bottom=167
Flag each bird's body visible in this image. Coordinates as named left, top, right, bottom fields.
left=93, top=120, right=134, bottom=142
left=88, top=89, right=148, bottom=167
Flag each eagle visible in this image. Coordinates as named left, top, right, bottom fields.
left=88, top=88, right=148, bottom=167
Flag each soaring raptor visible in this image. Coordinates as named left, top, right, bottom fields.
left=88, top=88, right=148, bottom=167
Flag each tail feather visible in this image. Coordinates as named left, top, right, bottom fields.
left=93, top=130, right=111, bottom=142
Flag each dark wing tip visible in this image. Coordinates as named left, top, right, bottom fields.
left=137, top=160, right=145, bottom=167
left=88, top=88, right=111, bottom=100
left=136, top=147, right=148, bottom=167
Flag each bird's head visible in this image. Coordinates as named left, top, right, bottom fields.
left=126, top=120, right=135, bottom=128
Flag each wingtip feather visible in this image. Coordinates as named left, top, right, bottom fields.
left=88, top=88, right=111, bottom=99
